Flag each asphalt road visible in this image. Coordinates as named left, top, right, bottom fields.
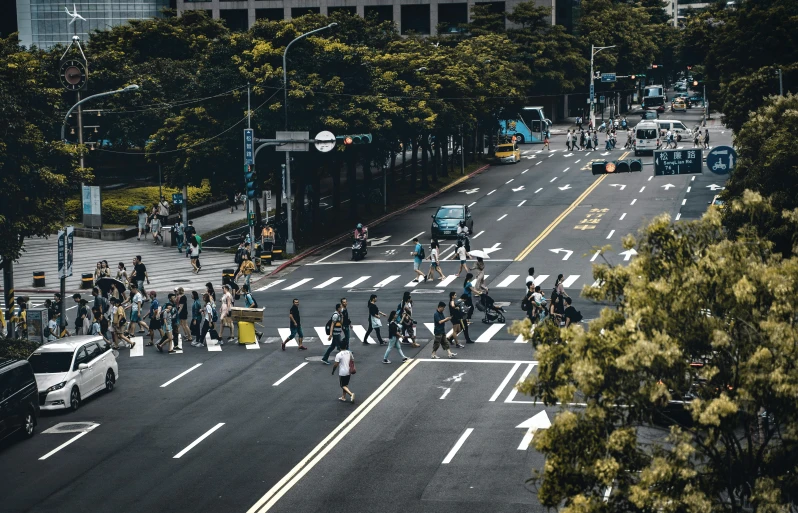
left=0, top=108, right=732, bottom=513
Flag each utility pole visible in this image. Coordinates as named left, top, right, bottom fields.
left=247, top=84, right=255, bottom=247
left=589, top=44, right=615, bottom=128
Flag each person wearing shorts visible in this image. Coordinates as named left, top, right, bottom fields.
left=410, top=237, right=426, bottom=283
left=146, top=291, right=162, bottom=346
left=426, top=241, right=446, bottom=281
left=333, top=348, right=355, bottom=403
left=431, top=302, right=456, bottom=359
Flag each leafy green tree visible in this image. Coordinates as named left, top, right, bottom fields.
left=0, top=34, right=89, bottom=265
left=722, top=94, right=798, bottom=257
left=512, top=195, right=798, bottom=512
left=718, top=65, right=796, bottom=133
left=468, top=4, right=506, bottom=35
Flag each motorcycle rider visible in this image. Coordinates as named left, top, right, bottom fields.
left=456, top=221, right=471, bottom=252
left=352, top=223, right=368, bottom=260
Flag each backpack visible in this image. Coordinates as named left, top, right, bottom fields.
left=234, top=248, right=244, bottom=264
left=211, top=305, right=219, bottom=323
left=325, top=312, right=338, bottom=336
left=396, top=302, right=404, bottom=321
left=43, top=325, right=52, bottom=338
left=417, top=246, right=425, bottom=260
left=572, top=309, right=584, bottom=323
left=521, top=297, right=530, bottom=311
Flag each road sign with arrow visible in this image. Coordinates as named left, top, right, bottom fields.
left=459, top=188, right=480, bottom=195
left=549, top=248, right=573, bottom=260
left=516, top=411, right=551, bottom=450
left=706, top=184, right=724, bottom=191
left=654, top=149, right=702, bottom=175
left=558, top=184, right=572, bottom=191
left=369, top=235, right=391, bottom=246
left=512, top=186, right=525, bottom=192
left=661, top=183, right=675, bottom=190
left=619, top=248, right=638, bottom=261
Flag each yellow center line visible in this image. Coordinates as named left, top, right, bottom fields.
left=515, top=174, right=608, bottom=261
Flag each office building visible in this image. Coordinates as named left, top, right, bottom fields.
left=16, top=0, right=172, bottom=49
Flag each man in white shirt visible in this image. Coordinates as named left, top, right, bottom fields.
left=333, top=348, right=355, bottom=403
left=566, top=130, right=572, bottom=151
left=126, top=284, right=145, bottom=336
left=524, top=267, right=536, bottom=286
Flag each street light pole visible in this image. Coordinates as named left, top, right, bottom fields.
left=282, top=23, right=336, bottom=255
left=588, top=44, right=615, bottom=129
left=777, top=68, right=783, bottom=96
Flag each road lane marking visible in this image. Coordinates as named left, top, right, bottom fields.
left=550, top=177, right=558, bottom=182
left=39, top=424, right=100, bottom=460
left=160, top=364, right=203, bottom=388
left=373, top=275, right=401, bottom=288
left=562, top=275, right=580, bottom=288
left=256, top=280, right=285, bottom=291
left=606, top=230, right=615, bottom=239
left=352, top=325, right=378, bottom=344
left=575, top=159, right=581, bottom=163
left=248, top=360, right=420, bottom=513
left=505, top=363, right=535, bottom=403
left=506, top=179, right=514, bottom=184
left=476, top=323, right=505, bottom=342
left=675, top=213, right=682, bottom=220
left=533, top=274, right=549, bottom=286
left=273, top=363, right=309, bottom=386
left=314, top=247, right=347, bottom=264
left=496, top=275, right=519, bottom=288
left=442, top=428, right=474, bottom=464
left=682, top=199, right=687, bottom=205
left=517, top=200, right=526, bottom=207
left=173, top=423, right=225, bottom=459
left=440, top=388, right=451, bottom=400
left=536, top=161, right=542, bottom=165
left=619, top=212, right=627, bottom=220
left=314, top=277, right=342, bottom=289
left=489, top=362, right=522, bottom=401
left=129, top=336, right=143, bottom=357
left=283, top=278, right=313, bottom=290
left=522, top=169, right=529, bottom=174
left=497, top=214, right=507, bottom=221
left=590, top=250, right=601, bottom=262
left=630, top=199, right=637, bottom=205
left=437, top=275, right=458, bottom=288
left=562, top=167, right=570, bottom=173
left=471, top=230, right=484, bottom=239
left=691, top=176, right=696, bottom=181
left=516, top=175, right=608, bottom=260
left=401, top=232, right=425, bottom=245
left=687, top=186, right=691, bottom=193
left=487, top=189, right=496, bottom=195
left=468, top=201, right=476, bottom=207
left=648, top=176, right=653, bottom=181
left=639, top=186, right=645, bottom=192
left=344, top=276, right=371, bottom=288
left=405, top=278, right=420, bottom=287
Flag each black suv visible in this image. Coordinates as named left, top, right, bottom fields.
left=0, top=358, right=39, bottom=442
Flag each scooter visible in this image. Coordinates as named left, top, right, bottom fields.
left=351, top=237, right=368, bottom=261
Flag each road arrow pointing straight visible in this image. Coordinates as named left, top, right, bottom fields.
left=558, top=184, right=572, bottom=191
left=619, top=248, right=638, bottom=261
left=512, top=186, right=526, bottom=192
left=482, top=243, right=502, bottom=256
left=549, top=248, right=573, bottom=260
left=609, top=184, right=626, bottom=191
left=661, top=184, right=675, bottom=190
left=516, top=411, right=552, bottom=450
left=707, top=184, right=724, bottom=191
left=459, top=188, right=480, bottom=194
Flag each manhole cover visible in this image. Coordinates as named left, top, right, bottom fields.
left=408, top=289, right=444, bottom=294
left=347, top=288, right=378, bottom=293
left=42, top=422, right=99, bottom=434
left=304, top=356, right=324, bottom=362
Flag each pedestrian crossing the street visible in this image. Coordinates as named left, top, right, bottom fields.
left=255, top=272, right=588, bottom=293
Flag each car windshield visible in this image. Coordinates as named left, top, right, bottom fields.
left=28, top=352, right=73, bottom=373
left=496, top=145, right=513, bottom=152
left=637, top=129, right=657, bottom=139
left=436, top=207, right=464, bottom=219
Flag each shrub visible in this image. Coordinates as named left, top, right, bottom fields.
left=0, top=337, right=41, bottom=360
left=65, top=180, right=213, bottom=225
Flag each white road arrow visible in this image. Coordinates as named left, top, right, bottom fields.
left=706, top=184, right=725, bottom=191
left=549, top=248, right=573, bottom=260
left=459, top=188, right=480, bottom=194
left=512, top=185, right=526, bottom=192
left=601, top=152, right=611, bottom=156
left=523, top=155, right=537, bottom=159
left=482, top=243, right=502, bottom=256
left=369, top=235, right=391, bottom=246
left=619, top=248, right=638, bottom=261
left=661, top=183, right=676, bottom=190
left=516, top=411, right=551, bottom=450
left=563, top=153, right=574, bottom=157
left=609, top=184, right=626, bottom=191
left=558, top=184, right=572, bottom=191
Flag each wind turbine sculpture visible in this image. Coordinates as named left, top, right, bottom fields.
left=64, top=4, right=86, bottom=25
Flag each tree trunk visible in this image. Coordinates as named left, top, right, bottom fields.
left=433, top=134, right=441, bottom=182
left=410, top=137, right=418, bottom=193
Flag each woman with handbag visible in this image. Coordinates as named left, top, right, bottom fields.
left=333, top=347, right=355, bottom=404
left=364, top=294, right=386, bottom=345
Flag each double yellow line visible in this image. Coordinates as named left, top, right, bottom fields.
left=247, top=359, right=421, bottom=513
left=515, top=175, right=608, bottom=261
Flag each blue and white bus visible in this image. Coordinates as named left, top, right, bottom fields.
left=499, top=106, right=551, bottom=144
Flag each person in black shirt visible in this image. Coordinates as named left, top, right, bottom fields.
left=382, top=311, right=407, bottom=364
left=563, top=297, right=581, bottom=327
left=72, top=293, right=89, bottom=335
left=282, top=299, right=306, bottom=351
left=364, top=294, right=386, bottom=345
left=340, top=298, right=351, bottom=350
left=130, top=255, right=150, bottom=298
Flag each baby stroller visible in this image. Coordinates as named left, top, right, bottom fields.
left=475, top=288, right=506, bottom=325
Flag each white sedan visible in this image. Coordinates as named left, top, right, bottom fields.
left=29, top=337, right=118, bottom=411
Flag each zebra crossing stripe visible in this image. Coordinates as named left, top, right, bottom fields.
left=283, top=278, right=313, bottom=290
left=351, top=325, right=378, bottom=344
left=344, top=276, right=370, bottom=288
left=256, top=280, right=285, bottom=291
left=314, top=277, right=342, bottom=289
left=476, top=323, right=505, bottom=342
left=562, top=275, right=580, bottom=288
left=496, top=275, right=519, bottom=288
left=373, top=275, right=401, bottom=288
left=437, top=275, right=458, bottom=288
left=313, top=326, right=332, bottom=345
left=533, top=275, right=550, bottom=286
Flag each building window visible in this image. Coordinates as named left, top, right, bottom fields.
left=292, top=7, right=321, bottom=17
left=438, top=3, right=467, bottom=34
left=256, top=8, right=283, bottom=21
left=220, top=9, right=248, bottom=31
left=364, top=5, right=393, bottom=23
left=328, top=6, right=357, bottom=16
left=401, top=4, right=430, bottom=35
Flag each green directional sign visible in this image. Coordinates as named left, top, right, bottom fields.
left=654, top=149, right=703, bottom=175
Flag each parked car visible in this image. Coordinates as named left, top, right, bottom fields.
left=28, top=337, right=118, bottom=411
left=0, top=358, right=39, bottom=442
left=431, top=204, right=474, bottom=239
left=688, top=94, right=704, bottom=105
left=494, top=142, right=521, bottom=164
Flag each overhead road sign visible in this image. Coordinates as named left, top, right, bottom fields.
left=601, top=73, right=616, bottom=83
left=706, top=146, right=737, bottom=175
left=654, top=149, right=702, bottom=176
left=314, top=131, right=336, bottom=153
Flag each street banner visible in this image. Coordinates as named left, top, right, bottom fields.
left=66, top=226, right=74, bottom=277
left=58, top=229, right=65, bottom=279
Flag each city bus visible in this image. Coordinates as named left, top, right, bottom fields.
left=643, top=85, right=666, bottom=111
left=499, top=106, right=551, bottom=144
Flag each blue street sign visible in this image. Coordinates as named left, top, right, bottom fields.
left=706, top=145, right=737, bottom=175
left=172, top=193, right=184, bottom=205
left=244, top=128, right=254, bottom=165
left=590, top=83, right=595, bottom=102
left=601, top=73, right=616, bottom=83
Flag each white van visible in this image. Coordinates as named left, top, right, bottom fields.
left=634, top=122, right=660, bottom=156
left=656, top=120, right=693, bottom=142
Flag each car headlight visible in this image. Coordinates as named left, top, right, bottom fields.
left=46, top=381, right=67, bottom=393
left=432, top=221, right=438, bottom=228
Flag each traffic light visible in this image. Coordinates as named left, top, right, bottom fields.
left=245, top=165, right=259, bottom=199
left=337, top=134, right=373, bottom=146
left=592, top=159, right=642, bottom=175
left=629, top=159, right=642, bottom=172
left=693, top=80, right=699, bottom=86
left=592, top=160, right=608, bottom=175
left=615, top=160, right=630, bottom=173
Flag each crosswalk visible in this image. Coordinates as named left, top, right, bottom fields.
left=255, top=273, right=587, bottom=292
left=116, top=320, right=521, bottom=358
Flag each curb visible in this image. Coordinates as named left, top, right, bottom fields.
left=265, top=164, right=492, bottom=277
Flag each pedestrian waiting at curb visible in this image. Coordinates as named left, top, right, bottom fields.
left=332, top=346, right=355, bottom=404
left=383, top=311, right=408, bottom=364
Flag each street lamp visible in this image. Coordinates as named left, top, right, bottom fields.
left=588, top=45, right=615, bottom=128
left=282, top=23, right=336, bottom=255
left=776, top=68, right=783, bottom=96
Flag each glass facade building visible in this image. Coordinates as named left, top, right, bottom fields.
left=16, top=0, right=171, bottom=49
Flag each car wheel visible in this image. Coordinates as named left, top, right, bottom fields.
left=515, top=134, right=524, bottom=144
left=21, top=408, right=36, bottom=438
left=69, top=387, right=81, bottom=411
left=105, top=369, right=115, bottom=392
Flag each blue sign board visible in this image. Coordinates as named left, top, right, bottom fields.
left=590, top=84, right=595, bottom=102
left=172, top=193, right=184, bottom=205
left=654, top=149, right=703, bottom=175
left=706, top=145, right=737, bottom=175
left=601, top=73, right=616, bottom=83
left=244, top=128, right=254, bottom=165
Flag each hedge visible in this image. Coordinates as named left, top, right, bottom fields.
left=0, top=337, right=41, bottom=360
left=65, top=181, right=213, bottom=226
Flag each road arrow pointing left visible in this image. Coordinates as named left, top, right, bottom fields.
left=619, top=248, right=638, bottom=261
left=549, top=248, right=573, bottom=260
left=482, top=243, right=502, bottom=256
left=706, top=184, right=724, bottom=191
left=459, top=188, right=480, bottom=194
left=609, top=184, right=626, bottom=191
left=516, top=411, right=551, bottom=450
left=512, top=186, right=526, bottom=192
left=558, top=184, right=572, bottom=191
